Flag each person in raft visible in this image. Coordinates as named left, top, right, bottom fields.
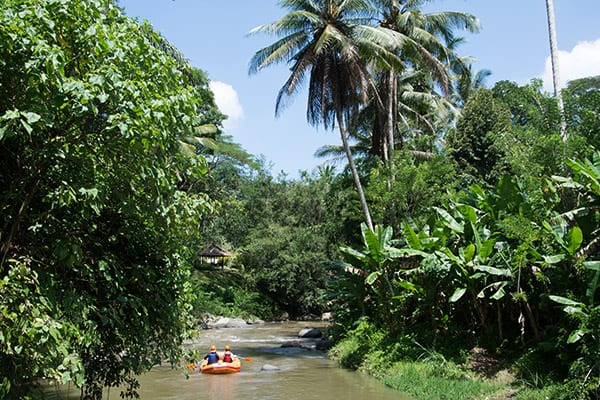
left=222, top=345, right=234, bottom=363
left=204, top=345, right=219, bottom=365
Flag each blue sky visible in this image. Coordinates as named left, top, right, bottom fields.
left=118, top=0, right=600, bottom=178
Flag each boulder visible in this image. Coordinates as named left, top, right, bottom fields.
left=261, top=364, right=281, bottom=372
left=210, top=317, right=250, bottom=329
left=315, top=338, right=334, bottom=351
left=272, top=312, right=289, bottom=322
left=298, top=327, right=323, bottom=338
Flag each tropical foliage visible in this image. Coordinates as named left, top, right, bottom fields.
left=2, top=0, right=600, bottom=398
left=326, top=79, right=600, bottom=398
left=0, top=0, right=216, bottom=397
left=245, top=1, right=600, bottom=396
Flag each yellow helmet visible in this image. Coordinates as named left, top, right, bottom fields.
left=210, top=345, right=216, bottom=351
left=224, top=345, right=230, bottom=351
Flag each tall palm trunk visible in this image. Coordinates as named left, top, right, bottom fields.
left=336, top=111, right=374, bottom=231
left=545, top=0, right=567, bottom=141
left=371, top=72, right=396, bottom=162
left=385, top=70, right=397, bottom=162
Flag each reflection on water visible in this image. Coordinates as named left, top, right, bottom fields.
left=40, top=322, right=413, bottom=400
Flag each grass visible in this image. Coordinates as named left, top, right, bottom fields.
left=381, top=361, right=506, bottom=400
left=328, top=330, right=572, bottom=400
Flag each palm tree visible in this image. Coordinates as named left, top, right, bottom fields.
left=314, top=128, right=372, bottom=166
left=453, top=63, right=491, bottom=107
left=249, top=0, right=402, bottom=231
left=368, top=0, right=479, bottom=161
left=545, top=0, right=567, bottom=141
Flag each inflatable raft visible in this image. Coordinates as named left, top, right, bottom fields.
left=200, top=357, right=241, bottom=374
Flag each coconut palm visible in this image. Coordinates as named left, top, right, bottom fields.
left=370, top=0, right=479, bottom=161
left=545, top=0, right=567, bottom=140
left=313, top=128, right=372, bottom=166
left=453, top=64, right=491, bottom=107
left=249, top=0, right=404, bottom=231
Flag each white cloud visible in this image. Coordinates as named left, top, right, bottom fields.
left=541, top=38, right=600, bottom=91
left=208, top=81, right=244, bottom=130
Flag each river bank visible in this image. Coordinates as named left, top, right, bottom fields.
left=329, top=334, right=563, bottom=400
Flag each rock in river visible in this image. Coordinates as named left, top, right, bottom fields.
left=261, top=364, right=281, bottom=372
left=297, top=327, right=323, bottom=338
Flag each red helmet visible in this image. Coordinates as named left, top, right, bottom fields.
left=224, top=345, right=230, bottom=351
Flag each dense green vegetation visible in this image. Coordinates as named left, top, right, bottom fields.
left=1, top=0, right=599, bottom=399
left=0, top=0, right=220, bottom=397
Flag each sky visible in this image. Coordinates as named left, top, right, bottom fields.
left=118, top=0, right=600, bottom=178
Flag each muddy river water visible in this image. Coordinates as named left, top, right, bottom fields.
left=44, top=321, right=413, bottom=399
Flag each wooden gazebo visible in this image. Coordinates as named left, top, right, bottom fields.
left=199, top=244, right=232, bottom=267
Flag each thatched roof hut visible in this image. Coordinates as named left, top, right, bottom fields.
left=199, top=244, right=232, bottom=267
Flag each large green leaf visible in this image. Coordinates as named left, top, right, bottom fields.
left=459, top=204, right=478, bottom=224
left=542, top=220, right=567, bottom=249
left=478, top=237, right=496, bottom=263
left=548, top=295, right=584, bottom=307
left=363, top=226, right=384, bottom=263
left=434, top=207, right=464, bottom=233
left=583, top=260, right=600, bottom=271
left=490, top=284, right=507, bottom=300
left=543, top=254, right=566, bottom=264
left=463, top=243, right=475, bottom=263
left=365, top=271, right=382, bottom=286
left=583, top=260, right=600, bottom=303
left=477, top=281, right=508, bottom=300
left=567, top=329, right=585, bottom=344
left=442, top=248, right=466, bottom=267
left=402, top=223, right=422, bottom=250
left=385, top=247, right=428, bottom=260
left=449, top=287, right=467, bottom=302
left=396, top=280, right=423, bottom=293
left=339, top=245, right=368, bottom=264
left=474, top=265, right=512, bottom=277
left=566, top=156, right=600, bottom=195
left=566, top=226, right=583, bottom=256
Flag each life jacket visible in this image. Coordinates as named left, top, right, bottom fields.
left=205, top=351, right=219, bottom=364
left=223, top=351, right=233, bottom=363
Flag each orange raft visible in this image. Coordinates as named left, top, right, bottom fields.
left=199, top=356, right=241, bottom=374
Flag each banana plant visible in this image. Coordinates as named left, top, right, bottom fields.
left=549, top=152, right=600, bottom=343
left=434, top=203, right=511, bottom=300
left=549, top=260, right=600, bottom=343
left=338, top=223, right=427, bottom=331
left=553, top=151, right=600, bottom=258
left=400, top=196, right=513, bottom=336
left=542, top=221, right=583, bottom=260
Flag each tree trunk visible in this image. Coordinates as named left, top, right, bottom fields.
left=545, top=0, right=567, bottom=141
left=497, top=303, right=503, bottom=343
left=523, top=298, right=541, bottom=342
left=385, top=70, right=397, bottom=162
left=1, top=175, right=43, bottom=269
left=336, top=112, right=374, bottom=231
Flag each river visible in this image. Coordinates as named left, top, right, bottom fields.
left=42, top=321, right=412, bottom=399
